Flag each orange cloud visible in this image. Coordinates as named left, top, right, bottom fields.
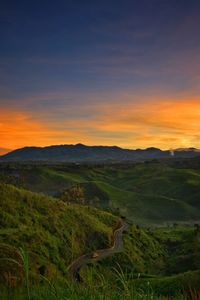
left=0, top=109, right=85, bottom=149
left=1, top=96, right=200, bottom=150
left=61, top=96, right=200, bottom=149
left=116, top=98, right=200, bottom=148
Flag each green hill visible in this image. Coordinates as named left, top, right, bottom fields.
left=0, top=182, right=117, bottom=282
left=0, top=180, right=200, bottom=299
left=1, top=161, right=200, bottom=224
left=80, top=225, right=200, bottom=296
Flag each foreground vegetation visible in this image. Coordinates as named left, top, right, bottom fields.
left=0, top=281, right=195, bottom=300
left=1, top=244, right=199, bottom=300
left=1, top=254, right=200, bottom=300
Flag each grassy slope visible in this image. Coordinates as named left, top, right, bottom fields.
left=1, top=161, right=200, bottom=223
left=81, top=225, right=200, bottom=275
left=0, top=181, right=200, bottom=298
left=0, top=182, right=117, bottom=281
left=80, top=225, right=200, bottom=296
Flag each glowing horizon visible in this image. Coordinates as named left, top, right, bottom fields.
left=1, top=1, right=200, bottom=150
left=1, top=92, right=200, bottom=151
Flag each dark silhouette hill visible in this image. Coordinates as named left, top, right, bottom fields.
left=1, top=144, right=200, bottom=162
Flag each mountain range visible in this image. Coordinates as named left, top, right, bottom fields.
left=0, top=144, right=200, bottom=162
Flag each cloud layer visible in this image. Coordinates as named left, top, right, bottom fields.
left=1, top=92, right=200, bottom=150
left=1, top=0, right=200, bottom=149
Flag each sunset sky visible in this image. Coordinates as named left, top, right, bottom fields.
left=1, top=0, right=200, bottom=150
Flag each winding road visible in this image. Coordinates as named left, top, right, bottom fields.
left=67, top=220, right=129, bottom=282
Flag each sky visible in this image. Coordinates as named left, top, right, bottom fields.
left=1, top=0, right=200, bottom=150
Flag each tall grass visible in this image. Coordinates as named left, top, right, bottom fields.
left=0, top=248, right=198, bottom=300
left=0, top=283, right=189, bottom=300
left=187, top=287, right=200, bottom=300
left=18, top=248, right=30, bottom=300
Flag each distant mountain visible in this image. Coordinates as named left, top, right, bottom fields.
left=175, top=147, right=200, bottom=152
left=0, top=144, right=200, bottom=162
left=0, top=148, right=11, bottom=155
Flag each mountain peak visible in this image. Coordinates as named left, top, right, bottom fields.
left=75, top=143, right=87, bottom=148
left=145, top=147, right=162, bottom=152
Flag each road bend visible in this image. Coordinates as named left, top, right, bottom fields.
left=67, top=220, right=129, bottom=282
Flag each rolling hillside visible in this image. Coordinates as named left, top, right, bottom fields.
left=0, top=182, right=117, bottom=281
left=1, top=161, right=200, bottom=224
left=0, top=179, right=200, bottom=298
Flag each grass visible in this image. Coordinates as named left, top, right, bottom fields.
left=0, top=270, right=198, bottom=300
left=0, top=252, right=196, bottom=300
left=19, top=248, right=30, bottom=300
left=0, top=183, right=117, bottom=282
left=1, top=161, right=200, bottom=299
left=1, top=161, right=200, bottom=224
left=0, top=178, right=200, bottom=282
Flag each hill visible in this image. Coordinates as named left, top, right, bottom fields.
left=1, top=161, right=200, bottom=224
left=1, top=144, right=200, bottom=162
left=81, top=225, right=200, bottom=295
left=0, top=182, right=117, bottom=282
left=0, top=181, right=200, bottom=299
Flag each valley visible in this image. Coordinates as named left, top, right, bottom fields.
left=1, top=159, right=200, bottom=224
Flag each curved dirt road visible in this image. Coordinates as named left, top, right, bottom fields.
left=67, top=220, right=128, bottom=281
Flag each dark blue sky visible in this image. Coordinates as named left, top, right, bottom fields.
left=1, top=0, right=200, bottom=149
